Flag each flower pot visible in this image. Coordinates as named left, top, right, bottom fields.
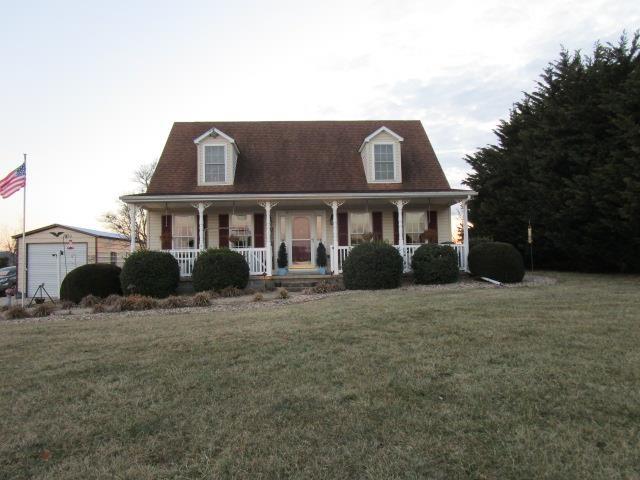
left=277, top=267, right=288, bottom=276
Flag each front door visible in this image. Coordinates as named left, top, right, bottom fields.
left=291, top=215, right=312, bottom=266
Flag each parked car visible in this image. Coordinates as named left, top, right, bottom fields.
left=0, top=266, right=17, bottom=296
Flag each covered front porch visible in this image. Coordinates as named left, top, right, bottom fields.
left=125, top=192, right=472, bottom=278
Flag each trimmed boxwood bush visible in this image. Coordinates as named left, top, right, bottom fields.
left=120, top=250, right=180, bottom=298
left=468, top=241, right=525, bottom=283
left=342, top=242, right=404, bottom=290
left=411, top=244, right=459, bottom=284
left=192, top=248, right=249, bottom=292
left=60, top=263, right=123, bottom=303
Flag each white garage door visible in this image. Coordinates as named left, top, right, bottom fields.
left=27, top=243, right=88, bottom=298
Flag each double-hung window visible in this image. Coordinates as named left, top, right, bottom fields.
left=173, top=215, right=196, bottom=249
left=374, top=144, right=395, bottom=181
left=350, top=212, right=369, bottom=245
left=204, top=145, right=226, bottom=183
left=230, top=214, right=252, bottom=248
left=405, top=212, right=426, bottom=244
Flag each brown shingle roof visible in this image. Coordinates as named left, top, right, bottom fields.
left=146, top=120, right=452, bottom=195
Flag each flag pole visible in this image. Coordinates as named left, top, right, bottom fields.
left=21, top=153, right=26, bottom=307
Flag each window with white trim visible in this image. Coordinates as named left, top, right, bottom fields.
left=230, top=214, right=252, bottom=248
left=374, top=144, right=395, bottom=181
left=405, top=212, right=426, bottom=244
left=204, top=145, right=226, bottom=183
left=350, top=212, right=370, bottom=245
left=173, top=215, right=196, bottom=249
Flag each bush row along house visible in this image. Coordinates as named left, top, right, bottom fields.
left=121, top=121, right=477, bottom=277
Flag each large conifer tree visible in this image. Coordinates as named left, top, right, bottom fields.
left=464, top=33, right=640, bottom=272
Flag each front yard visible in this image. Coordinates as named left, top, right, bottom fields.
left=1, top=272, right=639, bottom=479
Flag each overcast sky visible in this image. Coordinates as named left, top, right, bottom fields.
left=0, top=0, right=637, bottom=234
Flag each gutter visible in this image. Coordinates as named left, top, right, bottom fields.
left=120, top=190, right=478, bottom=203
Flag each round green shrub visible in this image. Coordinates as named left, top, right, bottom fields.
left=192, top=248, right=249, bottom=292
left=120, top=250, right=180, bottom=298
left=342, top=242, right=404, bottom=290
left=60, top=263, right=123, bottom=303
left=468, top=241, right=525, bottom=283
left=411, top=244, right=459, bottom=284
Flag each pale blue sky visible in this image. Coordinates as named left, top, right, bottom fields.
left=0, top=0, right=637, bottom=236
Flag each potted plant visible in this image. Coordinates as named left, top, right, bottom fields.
left=316, top=242, right=328, bottom=274
left=277, top=242, right=288, bottom=275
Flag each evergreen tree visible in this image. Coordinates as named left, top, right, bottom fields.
left=464, top=32, right=640, bottom=272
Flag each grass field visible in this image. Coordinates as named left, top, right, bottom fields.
left=1, top=272, right=639, bottom=479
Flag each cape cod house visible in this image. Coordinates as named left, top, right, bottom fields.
left=121, top=121, right=476, bottom=277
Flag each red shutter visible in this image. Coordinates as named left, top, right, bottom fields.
left=392, top=211, right=399, bottom=245
left=338, top=212, right=349, bottom=246
left=427, top=210, right=438, bottom=243
left=372, top=212, right=383, bottom=241
left=219, top=214, right=229, bottom=247
left=254, top=213, right=265, bottom=248
left=161, top=215, right=172, bottom=250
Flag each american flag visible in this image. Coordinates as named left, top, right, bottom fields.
left=0, top=163, right=26, bottom=199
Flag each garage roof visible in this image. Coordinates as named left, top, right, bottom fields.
left=13, top=224, right=128, bottom=240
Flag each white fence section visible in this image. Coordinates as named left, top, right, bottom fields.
left=396, top=244, right=419, bottom=272
left=165, top=247, right=267, bottom=277
left=166, top=244, right=466, bottom=277
left=232, top=247, right=267, bottom=275
left=167, top=249, right=199, bottom=277
left=336, top=246, right=352, bottom=273
left=452, top=244, right=467, bottom=271
left=332, top=244, right=467, bottom=274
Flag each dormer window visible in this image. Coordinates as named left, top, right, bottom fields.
left=359, top=126, right=403, bottom=184
left=204, top=145, right=226, bottom=183
left=194, top=127, right=239, bottom=186
left=374, top=144, right=395, bottom=181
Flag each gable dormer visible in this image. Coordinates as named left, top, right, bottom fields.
left=193, top=127, right=240, bottom=186
left=359, top=126, right=403, bottom=184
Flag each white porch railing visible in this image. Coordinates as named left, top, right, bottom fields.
left=336, top=246, right=352, bottom=273
left=452, top=244, right=467, bottom=271
left=164, top=247, right=267, bottom=277
left=166, top=249, right=199, bottom=277
left=232, top=247, right=267, bottom=275
left=331, top=244, right=467, bottom=274
left=397, top=244, right=419, bottom=272
left=168, top=244, right=466, bottom=277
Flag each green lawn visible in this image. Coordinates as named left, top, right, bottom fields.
left=1, top=273, right=639, bottom=479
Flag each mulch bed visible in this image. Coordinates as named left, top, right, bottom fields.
left=1, top=273, right=555, bottom=325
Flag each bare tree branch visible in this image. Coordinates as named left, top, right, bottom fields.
left=100, top=160, right=157, bottom=247
left=0, top=227, right=18, bottom=255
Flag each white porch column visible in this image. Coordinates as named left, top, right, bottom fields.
left=323, top=200, right=344, bottom=274
left=128, top=204, right=137, bottom=253
left=462, top=196, right=470, bottom=271
left=191, top=202, right=212, bottom=250
left=390, top=200, right=409, bottom=247
left=259, top=201, right=277, bottom=276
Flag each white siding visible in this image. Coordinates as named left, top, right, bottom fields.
left=148, top=210, right=162, bottom=251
